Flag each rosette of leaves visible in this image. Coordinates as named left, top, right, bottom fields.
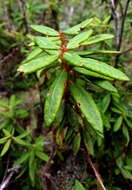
left=18, top=18, right=129, bottom=155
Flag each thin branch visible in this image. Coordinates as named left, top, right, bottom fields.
left=86, top=153, right=106, bottom=190
left=114, top=0, right=131, bottom=67
left=0, top=43, right=23, bottom=65
left=0, top=166, right=20, bottom=190
left=20, top=0, right=30, bottom=34
left=38, top=0, right=46, bottom=25
left=110, top=0, right=120, bottom=46
left=2, top=0, right=12, bottom=32
left=41, top=128, right=57, bottom=190
left=17, top=0, right=23, bottom=15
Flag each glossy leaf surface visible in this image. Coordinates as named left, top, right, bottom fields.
left=63, top=53, right=129, bottom=81
left=30, top=25, right=59, bottom=36
left=18, top=55, right=58, bottom=73
left=81, top=34, right=114, bottom=46
left=63, top=18, right=93, bottom=35
left=70, top=83, right=103, bottom=135
left=44, top=71, right=67, bottom=126
left=35, top=36, right=60, bottom=50
left=72, top=133, right=81, bottom=154
left=67, top=30, right=93, bottom=49
left=74, top=67, right=113, bottom=80
left=95, top=80, right=118, bottom=93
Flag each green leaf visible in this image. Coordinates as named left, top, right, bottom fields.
left=83, top=129, right=94, bottom=155
left=44, top=71, right=67, bottom=126
left=72, top=133, right=81, bottom=154
left=63, top=53, right=129, bottom=81
left=74, top=180, right=85, bottom=190
left=67, top=30, right=93, bottom=49
left=80, top=34, right=114, bottom=46
left=2, top=129, right=11, bottom=137
left=77, top=50, right=120, bottom=55
left=113, top=116, right=123, bottom=132
left=101, top=94, right=111, bottom=113
left=52, top=102, right=65, bottom=126
left=13, top=137, right=26, bottom=145
left=1, top=139, right=11, bottom=157
left=122, top=125, right=130, bottom=146
left=13, top=152, right=30, bottom=166
left=95, top=80, right=118, bottom=93
left=74, top=67, right=113, bottom=80
left=22, top=47, right=43, bottom=64
left=18, top=55, right=59, bottom=74
left=70, top=83, right=103, bottom=135
left=29, top=150, right=35, bottom=186
left=68, top=106, right=82, bottom=132
left=30, top=25, right=59, bottom=36
left=0, top=101, right=8, bottom=109
left=63, top=18, right=93, bottom=35
left=124, top=116, right=132, bottom=129
left=0, top=136, right=10, bottom=144
left=17, top=130, right=31, bottom=139
left=16, top=109, right=29, bottom=119
left=9, top=95, right=16, bottom=107
left=35, top=151, right=50, bottom=162
left=35, top=36, right=60, bottom=50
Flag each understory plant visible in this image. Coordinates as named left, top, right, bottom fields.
left=0, top=18, right=131, bottom=189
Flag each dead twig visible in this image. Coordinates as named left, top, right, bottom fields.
left=2, top=0, right=12, bottom=32
left=86, top=153, right=106, bottom=190
left=0, top=166, right=21, bottom=190
left=110, top=0, right=120, bottom=46
left=114, top=0, right=131, bottom=67
left=20, top=0, right=30, bottom=34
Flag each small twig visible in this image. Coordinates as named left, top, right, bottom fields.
left=0, top=43, right=23, bottom=65
left=110, top=0, right=120, bottom=46
left=17, top=0, right=23, bottom=15
left=86, top=153, right=106, bottom=190
left=20, top=0, right=30, bottom=34
left=42, top=128, right=57, bottom=190
left=0, top=166, right=20, bottom=190
left=38, top=0, right=46, bottom=25
left=115, top=0, right=131, bottom=67
left=119, top=46, right=132, bottom=56
left=2, top=0, right=12, bottom=32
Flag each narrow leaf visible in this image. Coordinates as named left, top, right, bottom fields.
left=77, top=50, right=120, bottom=55
left=67, top=30, right=93, bottom=49
left=63, top=18, right=93, bottom=35
left=29, top=150, right=35, bottom=186
left=83, top=129, right=94, bottom=155
left=70, top=83, right=103, bottom=135
left=113, top=116, right=123, bottom=132
left=35, top=36, right=60, bottom=50
left=18, top=55, right=59, bottom=74
left=122, top=125, right=130, bottom=146
left=30, top=25, right=59, bottom=36
left=72, top=133, right=81, bottom=154
left=13, top=137, right=26, bottom=145
left=0, top=136, right=10, bottom=144
left=95, top=80, right=118, bottom=93
left=44, top=71, right=67, bottom=126
left=63, top=53, right=129, bottom=81
left=22, top=47, right=43, bottom=64
left=13, top=152, right=30, bottom=166
left=74, top=67, right=113, bottom=80
left=35, top=151, right=49, bottom=162
left=1, top=139, right=11, bottom=157
left=101, top=94, right=111, bottom=113
left=0, top=101, right=8, bottom=109
left=80, top=34, right=114, bottom=46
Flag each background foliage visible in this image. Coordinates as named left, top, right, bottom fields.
left=0, top=0, right=132, bottom=190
